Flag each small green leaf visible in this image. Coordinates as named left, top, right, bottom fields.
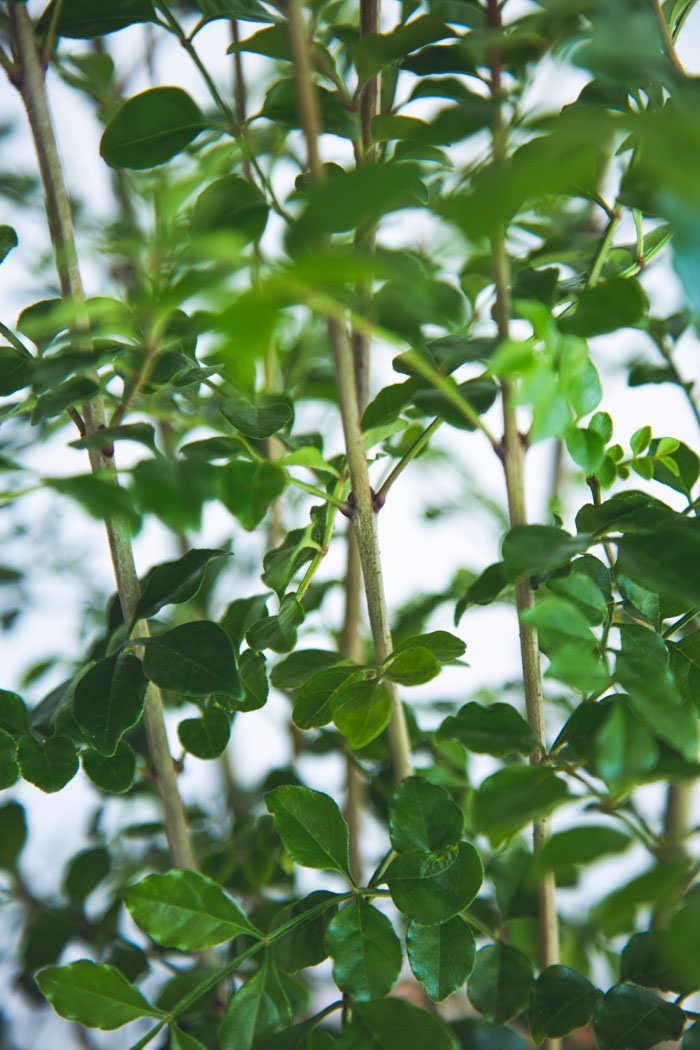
left=32, top=377, right=99, bottom=423
left=270, top=650, right=343, bottom=690
left=272, top=890, right=339, bottom=973
left=219, top=956, right=291, bottom=1050
left=221, top=459, right=286, bottom=531
left=47, top=474, right=139, bottom=530
left=0, top=801, right=26, bottom=871
left=36, top=960, right=161, bottom=1029
left=221, top=390, right=293, bottom=439
left=631, top=425, right=653, bottom=456
left=468, top=944, right=533, bottom=1027
left=100, top=87, right=205, bottom=169
left=171, top=1027, right=207, bottom=1050
left=439, top=702, right=537, bottom=756
left=386, top=841, right=482, bottom=924
left=566, top=425, right=605, bottom=474
left=325, top=898, right=402, bottom=1000
left=246, top=595, right=304, bottom=653
left=292, top=666, right=362, bottom=730
left=142, top=621, right=241, bottom=697
left=178, top=705, right=231, bottom=759
left=0, top=690, right=29, bottom=738
left=266, top=785, right=352, bottom=879
left=394, top=630, right=466, bottom=663
left=73, top=653, right=148, bottom=756
left=124, top=869, right=257, bottom=950
left=389, top=777, right=464, bottom=853
left=502, top=526, right=591, bottom=581
left=0, top=225, right=18, bottom=265
left=132, top=548, right=226, bottom=623
left=593, top=984, right=685, bottom=1050
left=0, top=729, right=19, bottom=789
left=344, top=999, right=458, bottom=1050
left=63, top=847, right=111, bottom=905
left=354, top=15, right=454, bottom=82
left=384, top=647, right=441, bottom=686
left=82, top=742, right=136, bottom=794
left=529, top=965, right=599, bottom=1043
left=192, top=175, right=269, bottom=245
left=473, top=767, right=569, bottom=846
left=332, top=680, right=392, bottom=749
left=561, top=277, right=648, bottom=337
left=537, top=825, right=632, bottom=871
left=407, top=917, right=475, bottom=1001
left=68, top=422, right=157, bottom=453
left=17, top=735, right=79, bottom=793
left=0, top=345, right=33, bottom=395
left=236, top=648, right=269, bottom=710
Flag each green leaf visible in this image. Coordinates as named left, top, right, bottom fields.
left=620, top=932, right=686, bottom=994
left=221, top=459, right=286, bottom=531
left=266, top=785, right=352, bottom=879
left=36, top=960, right=161, bottom=1029
left=171, top=1028, right=207, bottom=1050
left=473, top=767, right=569, bottom=846
left=566, top=425, right=605, bottom=474
left=682, top=1023, right=700, bottom=1050
left=616, top=624, right=698, bottom=759
left=389, top=777, right=464, bottom=852
left=132, top=548, right=226, bottom=623
left=192, top=175, right=269, bottom=246
left=537, top=825, right=632, bottom=871
left=593, top=984, right=685, bottom=1050
left=279, top=447, right=339, bottom=476
left=343, top=999, right=458, bottom=1050
left=292, top=666, right=363, bottom=730
left=561, top=277, right=648, bottom=337
left=73, top=653, right=148, bottom=756
left=124, top=869, right=257, bottom=950
left=592, top=700, right=659, bottom=793
left=384, top=647, right=441, bottom=686
left=221, top=390, right=293, bottom=439
left=616, top=519, right=700, bottom=608
left=0, top=224, right=18, bottom=265
left=246, top=595, right=304, bottom=653
left=529, top=966, right=599, bottom=1043
left=38, top=0, right=154, bottom=38
left=47, top=474, right=139, bottom=531
left=32, top=377, right=99, bottom=423
left=82, top=742, right=136, bottom=794
left=236, top=648, right=269, bottom=711
left=467, top=944, right=533, bottom=1027
left=439, top=702, right=537, bottom=757
left=547, top=570, right=608, bottom=626
left=272, top=890, right=339, bottom=973
left=63, top=847, right=111, bottom=905
left=219, top=955, right=291, bottom=1050
left=502, top=526, right=591, bottom=581
left=0, top=729, right=19, bottom=789
left=354, top=15, right=454, bottom=81
left=325, top=898, right=402, bottom=1000
left=394, top=631, right=466, bottom=662
left=407, top=917, right=475, bottom=1001
left=386, top=841, right=483, bottom=924
left=17, top=735, right=79, bottom=793
left=178, top=705, right=231, bottom=759
left=331, top=680, right=392, bottom=749
left=0, top=345, right=33, bottom=395
left=270, top=650, right=342, bottom=690
left=0, top=801, right=27, bottom=870
left=0, top=690, right=29, bottom=738
left=69, top=422, right=157, bottom=453
left=142, top=621, right=241, bottom=697
left=100, top=87, right=205, bottom=169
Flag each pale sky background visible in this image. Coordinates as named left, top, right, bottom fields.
left=1, top=2, right=700, bottom=1046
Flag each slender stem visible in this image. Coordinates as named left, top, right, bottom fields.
left=0, top=320, right=33, bottom=357
left=7, top=3, right=196, bottom=872
left=651, top=0, right=686, bottom=76
left=487, top=0, right=560, bottom=1015
left=286, top=0, right=413, bottom=783
left=662, top=608, right=698, bottom=638
left=376, top=417, right=442, bottom=505
left=586, top=209, right=621, bottom=289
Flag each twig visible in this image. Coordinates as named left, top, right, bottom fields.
left=651, top=0, right=686, bottom=76
left=7, top=3, right=196, bottom=872
left=375, top=417, right=442, bottom=505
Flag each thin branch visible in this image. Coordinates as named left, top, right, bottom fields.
left=286, top=0, right=413, bottom=783
left=487, top=0, right=560, bottom=1019
left=376, top=417, right=442, bottom=505
left=651, top=0, right=686, bottom=76
left=8, top=3, right=196, bottom=873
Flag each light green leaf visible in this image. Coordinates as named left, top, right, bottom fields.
left=36, top=960, right=161, bottom=1030
left=221, top=459, right=286, bottom=531
left=332, top=680, right=392, bottom=749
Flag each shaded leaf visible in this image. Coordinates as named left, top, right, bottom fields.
left=468, top=944, right=533, bottom=1027
left=73, top=653, right=148, bottom=756
left=142, top=621, right=241, bottom=698
left=407, top=917, right=475, bottom=1001
left=325, top=898, right=402, bottom=1000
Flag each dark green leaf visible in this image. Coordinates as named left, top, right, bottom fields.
left=439, top=702, right=537, bottom=756
left=0, top=224, right=18, bottom=265
left=407, top=917, right=475, bottom=1001
left=292, top=666, right=363, bottom=730
left=561, top=278, right=648, bottom=337
left=171, top=1028, right=207, bottom=1050
left=124, top=869, right=257, bottom=950
left=384, top=647, right=441, bottom=686
left=246, top=595, right=304, bottom=653
left=266, top=785, right=352, bottom=879
left=17, top=734, right=78, bottom=793
left=100, top=87, right=204, bottom=169
left=221, top=390, right=293, bottom=439
left=219, top=955, right=291, bottom=1050
left=47, top=474, right=139, bottom=530
left=592, top=700, right=659, bottom=793
left=529, top=965, right=599, bottom=1043
left=394, top=631, right=466, bottom=662
left=68, top=422, right=157, bottom=453
left=133, top=548, right=226, bottom=623
left=178, top=705, right=231, bottom=758
left=473, top=767, right=569, bottom=846
left=502, top=526, right=591, bottom=581
left=386, top=841, right=483, bottom=924
left=192, top=175, right=269, bottom=245
left=142, top=621, right=241, bottom=697
left=221, top=459, right=286, bottom=531
left=63, top=847, right=111, bottom=905
left=82, top=742, right=136, bottom=794
left=38, top=0, right=154, bottom=38
left=0, top=801, right=27, bottom=870
left=468, top=944, right=533, bottom=1027
left=73, top=653, right=148, bottom=756
left=593, top=984, right=684, bottom=1050
left=343, top=998, right=458, bottom=1050
left=620, top=932, right=686, bottom=994
left=270, top=650, right=342, bottom=690
left=537, top=825, right=631, bottom=871
left=236, top=648, right=269, bottom=710
left=354, top=15, right=454, bottom=82
left=32, top=377, right=99, bottom=423
left=36, top=960, right=161, bottom=1029
left=0, top=345, right=33, bottom=395
left=331, top=680, right=392, bottom=749
left=616, top=520, right=700, bottom=608
left=389, top=777, right=463, bottom=852
left=325, top=898, right=402, bottom=1000
left=0, top=729, right=19, bottom=789
left=272, top=890, right=339, bottom=973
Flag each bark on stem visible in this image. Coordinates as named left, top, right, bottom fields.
left=286, top=0, right=413, bottom=783
left=486, top=0, right=560, bottom=1024
left=8, top=3, right=196, bottom=871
